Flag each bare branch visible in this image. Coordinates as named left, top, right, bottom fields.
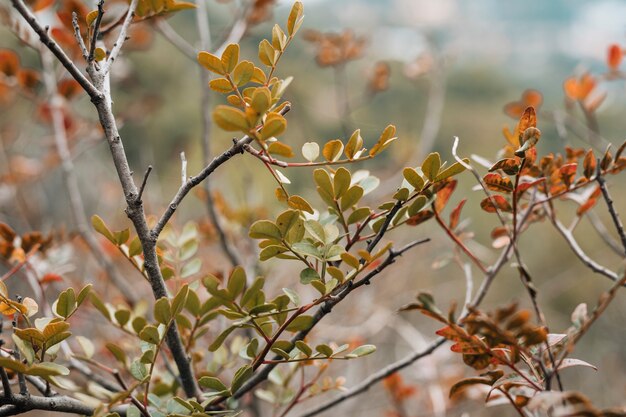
left=41, top=49, right=138, bottom=306
left=0, top=394, right=94, bottom=416
left=71, top=12, right=89, bottom=61
left=155, top=19, right=197, bottom=61
left=103, top=0, right=138, bottom=73
left=152, top=105, right=291, bottom=238
left=295, top=339, right=446, bottom=417
left=548, top=214, right=622, bottom=284
left=137, top=165, right=153, bottom=202
left=596, top=166, right=626, bottom=255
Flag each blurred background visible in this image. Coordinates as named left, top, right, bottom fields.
left=1, top=0, right=626, bottom=416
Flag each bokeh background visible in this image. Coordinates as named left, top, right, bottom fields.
left=1, top=0, right=626, bottom=416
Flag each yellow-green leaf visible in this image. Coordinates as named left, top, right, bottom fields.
left=288, top=195, right=314, bottom=214
left=213, top=105, right=249, bottom=132
left=345, top=129, right=363, bottom=159
left=249, top=220, right=282, bottom=240
left=221, top=43, right=239, bottom=73
left=287, top=1, right=304, bottom=36
left=258, top=39, right=276, bottom=67
left=209, top=78, right=234, bottom=94
left=260, top=112, right=287, bottom=140
left=232, top=60, right=254, bottom=86
left=91, top=215, right=115, bottom=243
left=333, top=167, right=351, bottom=198
left=403, top=167, right=425, bottom=190
left=422, top=152, right=441, bottom=181
left=250, top=87, right=271, bottom=114
left=198, top=51, right=225, bottom=75
left=267, top=142, right=294, bottom=158
left=251, top=66, right=267, bottom=84
left=408, top=195, right=428, bottom=216
left=435, top=159, right=469, bottom=182
left=340, top=185, right=364, bottom=211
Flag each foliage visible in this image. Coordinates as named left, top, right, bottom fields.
left=0, top=1, right=625, bottom=417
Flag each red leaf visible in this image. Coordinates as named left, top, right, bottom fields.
left=607, top=44, right=623, bottom=71
left=449, top=199, right=466, bottom=230
left=40, top=273, right=64, bottom=284
left=435, top=180, right=457, bottom=212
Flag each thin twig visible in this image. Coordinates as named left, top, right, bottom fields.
left=103, top=0, right=138, bottom=73
left=71, top=12, right=89, bottom=61
left=87, top=0, right=105, bottom=63
left=152, top=105, right=291, bottom=238
left=137, top=165, right=152, bottom=202
left=596, top=165, right=626, bottom=255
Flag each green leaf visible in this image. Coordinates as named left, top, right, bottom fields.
left=209, top=326, right=236, bottom=352
left=292, top=241, right=322, bottom=260
left=347, top=207, right=371, bottom=225
left=316, top=344, right=333, bottom=357
left=259, top=245, right=289, bottom=261
left=304, top=220, right=325, bottom=243
left=295, top=340, right=312, bottom=356
left=249, top=220, right=282, bottom=240
left=213, top=105, right=249, bottom=132
left=91, top=215, right=115, bottom=243
left=198, top=376, right=229, bottom=392
left=231, top=365, right=253, bottom=393
left=55, top=288, right=76, bottom=319
left=300, top=267, right=320, bottom=284
left=130, top=360, right=148, bottom=381
left=403, top=167, right=425, bottom=190
left=347, top=344, right=376, bottom=358
left=154, top=298, right=171, bottom=325
left=408, top=195, right=428, bottom=217
left=171, top=285, right=189, bottom=316
left=197, top=51, right=224, bottom=75
left=422, top=152, right=441, bottom=181
left=128, top=236, right=142, bottom=257
left=227, top=266, right=246, bottom=299
left=325, top=244, right=344, bottom=261
left=285, top=315, right=313, bottom=332
left=221, top=43, right=239, bottom=73
left=181, top=258, right=202, bottom=278
left=114, top=309, right=131, bottom=327
left=27, top=362, right=70, bottom=377
left=340, top=185, right=364, bottom=211
left=76, top=284, right=92, bottom=306
left=313, top=169, right=334, bottom=197
left=276, top=210, right=299, bottom=237
left=139, top=325, right=160, bottom=345
left=241, top=277, right=265, bottom=308
left=333, top=167, right=351, bottom=198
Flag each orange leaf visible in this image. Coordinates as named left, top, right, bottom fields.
left=516, top=107, right=536, bottom=144
left=434, top=180, right=456, bottom=212
left=607, top=44, right=623, bottom=71
left=480, top=196, right=512, bottom=213
left=0, top=49, right=20, bottom=77
left=449, top=199, right=466, bottom=230
left=406, top=210, right=434, bottom=226
left=483, top=173, right=513, bottom=193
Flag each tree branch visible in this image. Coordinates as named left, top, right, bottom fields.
left=596, top=167, right=626, bottom=255
left=152, top=105, right=291, bottom=238
left=0, top=394, right=94, bottom=416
